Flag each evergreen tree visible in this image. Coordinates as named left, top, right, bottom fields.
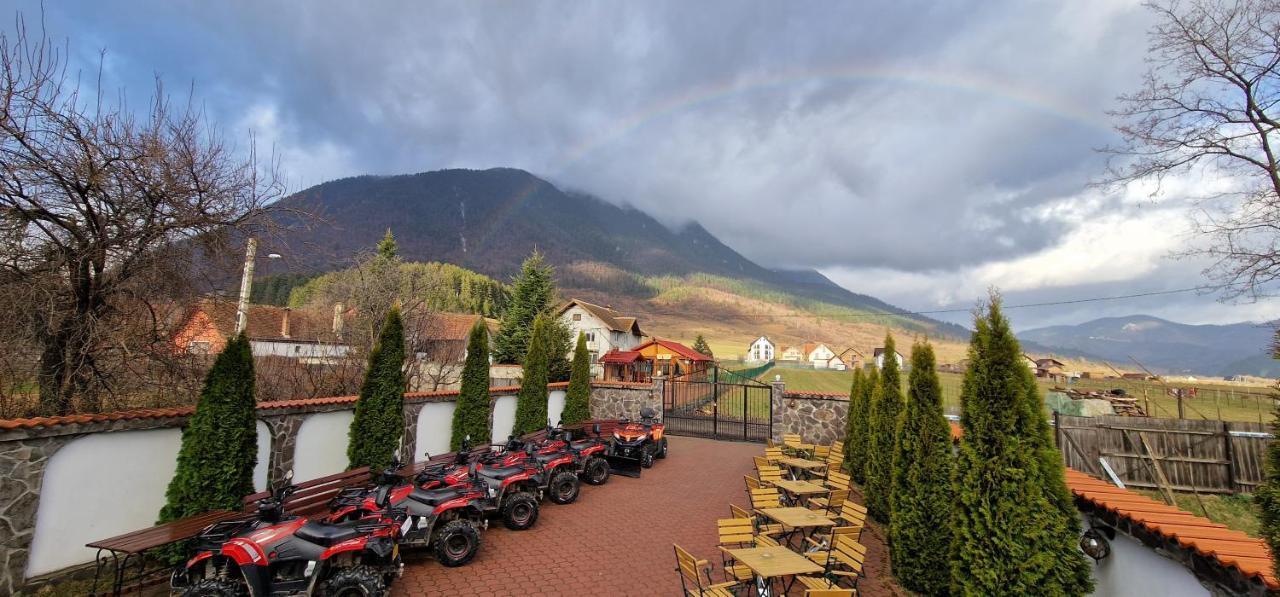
left=493, top=251, right=557, bottom=364
left=544, top=315, right=575, bottom=382
left=1260, top=412, right=1280, bottom=578
left=889, top=341, right=954, bottom=595
left=377, top=228, right=398, bottom=259
left=513, top=314, right=551, bottom=435
left=692, top=334, right=714, bottom=358
left=843, top=367, right=868, bottom=481
left=561, top=332, right=592, bottom=425
left=450, top=319, right=492, bottom=451
left=951, top=298, right=1093, bottom=596
left=347, top=307, right=407, bottom=471
left=865, top=332, right=902, bottom=523
left=159, top=333, right=258, bottom=523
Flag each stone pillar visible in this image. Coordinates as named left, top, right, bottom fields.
left=262, top=415, right=305, bottom=486
left=0, top=435, right=76, bottom=595
left=770, top=379, right=786, bottom=443
left=401, top=402, right=426, bottom=462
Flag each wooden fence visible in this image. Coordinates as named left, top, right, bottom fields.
left=1055, top=414, right=1271, bottom=494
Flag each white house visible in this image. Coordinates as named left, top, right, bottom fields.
left=746, top=336, right=775, bottom=363
left=873, top=347, right=904, bottom=370
left=804, top=342, right=837, bottom=369
left=557, top=299, right=645, bottom=366
left=824, top=355, right=848, bottom=371
left=778, top=345, right=804, bottom=362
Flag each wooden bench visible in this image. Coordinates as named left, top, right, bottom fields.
left=87, top=466, right=373, bottom=596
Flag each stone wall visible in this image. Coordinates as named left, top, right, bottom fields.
left=772, top=390, right=849, bottom=445
left=589, top=381, right=661, bottom=421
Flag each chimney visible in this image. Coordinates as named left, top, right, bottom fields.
left=333, top=303, right=344, bottom=338
left=280, top=308, right=291, bottom=339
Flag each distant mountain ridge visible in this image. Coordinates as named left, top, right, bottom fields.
left=267, top=167, right=968, bottom=337
left=1018, top=314, right=1277, bottom=377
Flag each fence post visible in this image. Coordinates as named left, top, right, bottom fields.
left=770, top=378, right=785, bottom=443
left=1223, top=420, right=1236, bottom=493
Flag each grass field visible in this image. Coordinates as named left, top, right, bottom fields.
left=755, top=366, right=1278, bottom=423
left=1134, top=490, right=1260, bottom=537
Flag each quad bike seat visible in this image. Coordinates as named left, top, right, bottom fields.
left=477, top=465, right=525, bottom=479
left=570, top=440, right=596, bottom=451
left=295, top=520, right=363, bottom=547
left=533, top=451, right=566, bottom=464
left=408, top=486, right=468, bottom=506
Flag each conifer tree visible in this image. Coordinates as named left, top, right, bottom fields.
left=347, top=307, right=406, bottom=471
left=692, top=334, right=713, bottom=358
left=159, top=333, right=257, bottom=523
left=377, top=228, right=398, bottom=259
left=843, top=367, right=868, bottom=480
left=450, top=319, right=492, bottom=450
left=1260, top=411, right=1280, bottom=579
left=513, top=314, right=551, bottom=435
left=561, top=332, right=592, bottom=425
left=865, top=332, right=902, bottom=523
left=951, top=298, right=1093, bottom=596
left=494, top=251, right=557, bottom=364
left=889, top=341, right=954, bottom=595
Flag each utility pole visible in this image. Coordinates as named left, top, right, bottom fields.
left=234, top=238, right=258, bottom=335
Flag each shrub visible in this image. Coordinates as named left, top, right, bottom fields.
left=513, top=314, right=551, bottom=435
left=347, top=307, right=406, bottom=471
left=561, top=332, right=592, bottom=425
left=865, top=332, right=902, bottom=523
left=450, top=319, right=492, bottom=450
left=158, top=333, right=257, bottom=523
left=889, top=341, right=953, bottom=595
left=843, top=367, right=869, bottom=482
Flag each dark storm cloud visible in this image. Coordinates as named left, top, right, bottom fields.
left=15, top=0, right=1265, bottom=324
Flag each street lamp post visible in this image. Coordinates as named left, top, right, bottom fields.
left=233, top=238, right=282, bottom=335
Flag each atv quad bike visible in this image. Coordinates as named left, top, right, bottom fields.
left=414, top=436, right=545, bottom=528
left=607, top=407, right=667, bottom=478
left=488, top=423, right=611, bottom=489
left=173, top=470, right=406, bottom=597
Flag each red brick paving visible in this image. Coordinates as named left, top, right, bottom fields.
left=396, top=435, right=907, bottom=596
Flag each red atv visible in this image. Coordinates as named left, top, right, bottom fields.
left=173, top=471, right=406, bottom=597
left=488, top=423, right=611, bottom=493
left=326, top=458, right=487, bottom=568
left=415, top=436, right=544, bottom=528
left=607, top=408, right=667, bottom=477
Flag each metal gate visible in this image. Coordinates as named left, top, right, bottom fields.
left=663, top=366, right=772, bottom=441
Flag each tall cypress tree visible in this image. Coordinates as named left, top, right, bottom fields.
left=159, top=333, right=257, bottom=523
left=843, top=367, right=868, bottom=480
left=493, top=251, right=556, bottom=364
left=951, top=298, right=1093, bottom=596
left=450, top=319, right=492, bottom=451
left=561, top=332, right=592, bottom=425
left=347, top=307, right=406, bottom=471
left=1260, top=330, right=1280, bottom=579
left=865, top=333, right=902, bottom=523
left=513, top=314, right=551, bottom=435
left=890, top=341, right=954, bottom=595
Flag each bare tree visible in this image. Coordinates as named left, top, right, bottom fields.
left=0, top=15, right=282, bottom=415
left=1106, top=0, right=1280, bottom=298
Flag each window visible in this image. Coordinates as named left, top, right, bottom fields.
left=586, top=332, right=594, bottom=341
left=572, top=313, right=582, bottom=321
left=187, top=340, right=211, bottom=355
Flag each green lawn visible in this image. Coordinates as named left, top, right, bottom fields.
left=1134, top=490, right=1260, bottom=537
left=764, top=367, right=855, bottom=394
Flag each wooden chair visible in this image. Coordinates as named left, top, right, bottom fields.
left=745, top=475, right=762, bottom=491
left=750, top=488, right=784, bottom=510
left=834, top=500, right=868, bottom=529
left=753, top=455, right=771, bottom=470
left=824, top=471, right=852, bottom=491
left=808, top=489, right=850, bottom=514
left=716, top=518, right=757, bottom=583
left=764, top=446, right=786, bottom=463
left=801, top=534, right=866, bottom=589
left=813, top=445, right=832, bottom=460
left=757, top=465, right=784, bottom=486
left=730, top=503, right=783, bottom=537
left=824, top=450, right=845, bottom=477
left=830, top=440, right=845, bottom=455
left=673, top=544, right=741, bottom=596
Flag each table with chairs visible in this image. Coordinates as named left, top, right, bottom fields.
left=674, top=437, right=866, bottom=596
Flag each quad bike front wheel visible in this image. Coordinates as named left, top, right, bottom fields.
left=583, top=456, right=610, bottom=485
left=434, top=519, right=481, bottom=567
left=549, top=470, right=581, bottom=505
left=656, top=438, right=668, bottom=459
left=502, top=491, right=540, bottom=530
left=326, top=565, right=387, bottom=597
left=181, top=578, right=245, bottom=597
left=641, top=448, right=655, bottom=469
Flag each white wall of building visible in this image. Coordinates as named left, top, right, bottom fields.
left=253, top=420, right=270, bottom=491
left=414, top=401, right=456, bottom=461
left=293, top=411, right=354, bottom=481
left=491, top=394, right=518, bottom=444
left=548, top=390, right=566, bottom=427
left=1088, top=529, right=1209, bottom=597
left=746, top=337, right=774, bottom=363
left=561, top=305, right=642, bottom=362
left=249, top=340, right=349, bottom=360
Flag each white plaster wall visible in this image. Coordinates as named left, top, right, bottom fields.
left=414, top=401, right=456, bottom=461
left=293, top=410, right=354, bottom=481
left=491, top=395, right=517, bottom=444
left=1088, top=530, right=1209, bottom=597
left=548, top=390, right=566, bottom=427
left=253, top=420, right=270, bottom=491
left=27, top=428, right=183, bottom=577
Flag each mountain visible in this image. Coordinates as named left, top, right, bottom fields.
left=266, top=167, right=967, bottom=339
left=1018, top=315, right=1276, bottom=377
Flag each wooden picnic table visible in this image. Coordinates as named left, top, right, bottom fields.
left=87, top=509, right=246, bottom=595
left=724, top=545, right=824, bottom=596
left=778, top=457, right=825, bottom=480
left=770, top=479, right=830, bottom=507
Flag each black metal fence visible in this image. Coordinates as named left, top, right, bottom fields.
left=663, top=366, right=772, bottom=441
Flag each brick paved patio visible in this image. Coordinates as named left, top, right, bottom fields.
left=396, top=435, right=906, bottom=596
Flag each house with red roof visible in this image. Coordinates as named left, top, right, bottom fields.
left=599, top=338, right=713, bottom=382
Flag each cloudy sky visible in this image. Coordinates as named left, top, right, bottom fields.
left=15, top=0, right=1280, bottom=329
